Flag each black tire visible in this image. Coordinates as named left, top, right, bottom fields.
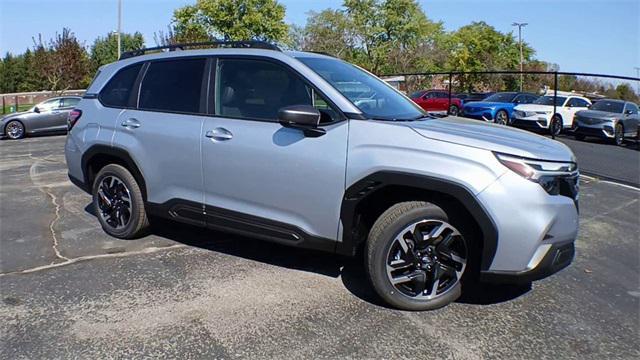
left=448, top=105, right=459, bottom=116
left=550, top=115, right=562, bottom=136
left=495, top=110, right=509, bottom=125
left=365, top=201, right=469, bottom=311
left=574, top=133, right=586, bottom=141
left=613, top=123, right=624, bottom=146
left=92, top=164, right=149, bottom=239
left=5, top=120, right=25, bottom=139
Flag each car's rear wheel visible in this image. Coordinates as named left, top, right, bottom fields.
left=550, top=115, right=562, bottom=136
left=613, top=123, right=624, bottom=146
left=5, top=120, right=25, bottom=139
left=366, top=201, right=469, bottom=311
left=448, top=105, right=459, bottom=116
left=92, top=164, right=149, bottom=239
left=495, top=110, right=509, bottom=125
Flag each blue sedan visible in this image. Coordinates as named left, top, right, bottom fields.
left=461, top=92, right=539, bottom=125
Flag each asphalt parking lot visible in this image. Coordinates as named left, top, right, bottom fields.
left=1, top=135, right=639, bottom=359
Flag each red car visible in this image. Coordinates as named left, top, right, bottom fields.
left=410, top=90, right=462, bottom=116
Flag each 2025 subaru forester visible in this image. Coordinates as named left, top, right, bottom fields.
left=65, top=42, right=579, bottom=311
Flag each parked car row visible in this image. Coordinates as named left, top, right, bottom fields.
left=409, top=89, right=639, bottom=146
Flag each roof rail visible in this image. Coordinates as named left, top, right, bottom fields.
left=120, top=40, right=281, bottom=59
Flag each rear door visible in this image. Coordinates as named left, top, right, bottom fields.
left=113, top=57, right=208, bottom=213
left=200, top=57, right=348, bottom=242
left=56, top=97, right=81, bottom=131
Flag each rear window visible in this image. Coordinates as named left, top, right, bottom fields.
left=99, top=64, right=142, bottom=108
left=139, top=58, right=206, bottom=114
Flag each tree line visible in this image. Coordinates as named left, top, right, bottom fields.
left=1, top=0, right=637, bottom=101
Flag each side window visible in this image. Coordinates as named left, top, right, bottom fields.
left=626, top=103, right=638, bottom=114
left=527, top=95, right=538, bottom=103
left=61, top=97, right=80, bottom=108
left=139, top=58, right=206, bottom=114
left=437, top=92, right=449, bottom=99
left=311, top=89, right=340, bottom=123
left=424, top=92, right=436, bottom=99
left=215, top=58, right=314, bottom=121
left=38, top=98, right=61, bottom=111
left=571, top=98, right=590, bottom=108
left=100, top=63, right=142, bottom=108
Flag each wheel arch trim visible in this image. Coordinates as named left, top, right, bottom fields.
left=338, top=171, right=498, bottom=270
left=80, top=145, right=147, bottom=199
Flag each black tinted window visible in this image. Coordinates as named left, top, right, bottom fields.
left=139, top=59, right=206, bottom=113
left=626, top=103, right=638, bottom=114
left=215, top=59, right=313, bottom=121
left=568, top=98, right=589, bottom=107
left=100, top=64, right=142, bottom=107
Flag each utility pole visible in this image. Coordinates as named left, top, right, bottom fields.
left=117, top=0, right=122, bottom=59
left=512, top=22, right=528, bottom=92
left=634, top=67, right=640, bottom=95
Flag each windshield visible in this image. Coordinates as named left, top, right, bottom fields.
left=591, top=100, right=624, bottom=113
left=297, top=57, right=426, bottom=120
left=483, top=93, right=517, bottom=103
left=534, top=96, right=567, bottom=106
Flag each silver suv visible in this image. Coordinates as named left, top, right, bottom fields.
left=65, top=42, right=579, bottom=310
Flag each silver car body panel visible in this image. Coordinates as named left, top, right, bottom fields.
left=67, top=48, right=580, bottom=274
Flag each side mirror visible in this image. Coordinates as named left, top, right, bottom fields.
left=33, top=106, right=40, bottom=113
left=625, top=109, right=633, bottom=115
left=278, top=105, right=325, bottom=137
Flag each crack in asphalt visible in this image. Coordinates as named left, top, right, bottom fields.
left=0, top=244, right=188, bottom=277
left=43, top=188, right=71, bottom=262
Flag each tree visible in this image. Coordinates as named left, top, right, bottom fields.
left=90, top=32, right=145, bottom=73
left=445, top=21, right=534, bottom=91
left=32, top=28, right=90, bottom=91
left=299, top=9, right=355, bottom=58
left=171, top=0, right=289, bottom=43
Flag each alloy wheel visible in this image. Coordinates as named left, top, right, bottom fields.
left=97, top=175, right=132, bottom=229
left=551, top=117, right=562, bottom=136
left=495, top=111, right=508, bottom=125
left=6, top=121, right=24, bottom=139
left=386, top=219, right=467, bottom=300
left=615, top=124, right=624, bottom=145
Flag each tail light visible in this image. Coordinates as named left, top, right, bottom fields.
left=68, top=109, right=82, bottom=130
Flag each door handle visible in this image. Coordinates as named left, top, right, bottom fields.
left=121, top=118, right=141, bottom=129
left=205, top=127, right=233, bottom=141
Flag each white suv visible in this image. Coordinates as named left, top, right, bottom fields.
left=512, top=94, right=591, bottom=135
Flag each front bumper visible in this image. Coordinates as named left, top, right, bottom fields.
left=476, top=170, right=579, bottom=280
left=574, top=122, right=615, bottom=139
left=481, top=240, right=575, bottom=283
left=462, top=111, right=494, bottom=121
left=512, top=117, right=549, bottom=129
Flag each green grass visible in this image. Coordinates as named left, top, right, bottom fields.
left=1, top=104, right=33, bottom=115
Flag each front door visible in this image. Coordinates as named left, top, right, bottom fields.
left=201, top=57, right=348, bottom=242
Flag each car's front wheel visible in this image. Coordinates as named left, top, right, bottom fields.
left=93, top=164, right=149, bottom=239
left=448, top=105, right=459, bottom=116
left=613, top=123, right=624, bottom=146
left=495, top=110, right=509, bottom=125
left=366, top=201, right=469, bottom=311
left=550, top=115, right=562, bottom=136
left=5, top=120, right=25, bottom=139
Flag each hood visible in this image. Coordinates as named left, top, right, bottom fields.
left=575, top=109, right=619, bottom=119
left=514, top=104, right=554, bottom=111
left=1, top=110, right=31, bottom=121
left=407, top=116, right=575, bottom=162
left=463, top=101, right=513, bottom=109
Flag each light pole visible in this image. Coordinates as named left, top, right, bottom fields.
left=512, top=22, right=528, bottom=92
left=117, top=0, right=122, bottom=59
left=634, top=67, right=640, bottom=95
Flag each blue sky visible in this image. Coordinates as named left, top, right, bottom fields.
left=1, top=0, right=638, bottom=78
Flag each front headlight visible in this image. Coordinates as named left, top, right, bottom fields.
left=495, top=153, right=578, bottom=195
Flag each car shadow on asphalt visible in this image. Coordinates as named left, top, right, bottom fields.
left=85, top=204, right=532, bottom=308
left=152, top=219, right=532, bottom=308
